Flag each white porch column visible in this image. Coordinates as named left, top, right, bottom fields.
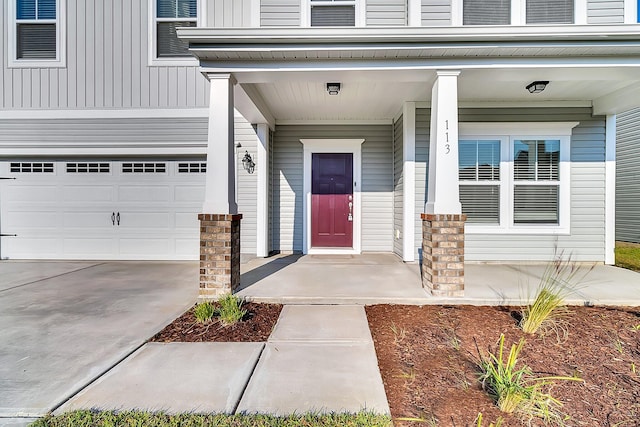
left=426, top=70, right=462, bottom=214
left=605, top=114, right=616, bottom=265
left=402, top=102, right=416, bottom=262
left=203, top=73, right=238, bottom=214
left=256, top=123, right=270, bottom=258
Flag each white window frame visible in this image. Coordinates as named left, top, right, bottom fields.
left=459, top=122, right=578, bottom=235
left=302, top=0, right=365, bottom=27
left=148, top=0, right=202, bottom=67
left=452, top=0, right=587, bottom=26
left=7, top=0, right=66, bottom=68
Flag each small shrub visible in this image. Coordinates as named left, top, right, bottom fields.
left=217, top=293, right=247, bottom=326
left=520, top=252, right=593, bottom=335
left=478, top=334, right=582, bottom=425
left=193, top=301, right=216, bottom=323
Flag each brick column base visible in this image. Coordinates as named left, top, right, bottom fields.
left=198, top=214, right=242, bottom=299
left=421, top=213, right=467, bottom=297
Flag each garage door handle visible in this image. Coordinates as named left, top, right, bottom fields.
left=111, top=212, right=116, bottom=225
left=116, top=212, right=120, bottom=226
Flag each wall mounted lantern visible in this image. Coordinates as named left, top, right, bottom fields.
left=326, top=82, right=341, bottom=95
left=526, top=81, right=549, bottom=94
left=242, top=151, right=255, bottom=174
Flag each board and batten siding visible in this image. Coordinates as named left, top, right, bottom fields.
left=454, top=108, right=606, bottom=262
left=207, top=0, right=253, bottom=27
left=0, top=0, right=209, bottom=110
left=271, top=124, right=393, bottom=253
left=616, top=108, right=640, bottom=243
left=260, top=0, right=301, bottom=26
left=421, top=0, right=452, bottom=26
left=587, top=0, right=624, bottom=24
left=393, top=114, right=404, bottom=257
left=235, top=115, right=259, bottom=254
left=366, top=0, right=407, bottom=26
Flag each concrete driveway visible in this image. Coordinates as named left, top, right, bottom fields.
left=0, top=261, right=198, bottom=419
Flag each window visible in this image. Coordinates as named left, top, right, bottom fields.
left=463, top=0, right=511, bottom=25
left=10, top=162, right=54, bottom=173
left=526, top=0, right=573, bottom=24
left=66, top=162, right=110, bottom=173
left=151, top=0, right=197, bottom=64
left=458, top=123, right=576, bottom=234
left=177, top=162, right=206, bottom=173
left=310, top=0, right=356, bottom=26
left=122, top=162, right=167, bottom=173
left=8, top=0, right=65, bottom=67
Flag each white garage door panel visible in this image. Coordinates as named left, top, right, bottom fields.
left=63, top=186, right=114, bottom=202
left=63, top=238, right=117, bottom=256
left=7, top=185, right=59, bottom=202
left=0, top=160, right=205, bottom=260
left=118, top=186, right=171, bottom=202
left=63, top=211, right=115, bottom=228
left=118, top=212, right=171, bottom=229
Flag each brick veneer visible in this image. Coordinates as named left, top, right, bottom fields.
left=421, top=213, right=467, bottom=297
left=198, top=214, right=242, bottom=298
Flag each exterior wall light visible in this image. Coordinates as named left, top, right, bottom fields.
left=326, top=82, right=341, bottom=95
left=242, top=151, right=255, bottom=174
left=526, top=81, right=549, bottom=93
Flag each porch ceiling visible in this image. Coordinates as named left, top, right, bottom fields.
left=179, top=26, right=640, bottom=120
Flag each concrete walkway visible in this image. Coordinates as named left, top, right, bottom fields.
left=57, top=305, right=390, bottom=416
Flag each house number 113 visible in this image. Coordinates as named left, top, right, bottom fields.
left=444, top=120, right=450, bottom=154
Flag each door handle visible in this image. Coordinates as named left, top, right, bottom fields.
left=116, top=212, right=121, bottom=226
left=111, top=212, right=116, bottom=225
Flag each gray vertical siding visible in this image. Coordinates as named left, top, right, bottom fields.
left=393, top=115, right=404, bottom=257
left=260, top=0, right=301, bottom=26
left=587, top=0, right=625, bottom=24
left=271, top=124, right=393, bottom=253
left=235, top=115, right=258, bottom=254
left=208, top=0, right=253, bottom=27
left=0, top=0, right=209, bottom=110
left=616, top=108, right=640, bottom=243
left=456, top=108, right=606, bottom=262
left=421, top=0, right=452, bottom=26
left=415, top=108, right=430, bottom=260
left=366, top=0, right=407, bottom=26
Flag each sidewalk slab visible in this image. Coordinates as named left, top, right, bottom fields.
left=237, top=341, right=390, bottom=415
left=269, top=305, right=372, bottom=343
left=57, top=342, right=264, bottom=415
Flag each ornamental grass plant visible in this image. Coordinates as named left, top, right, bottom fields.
left=478, top=334, right=583, bottom=425
left=520, top=251, right=593, bottom=335
left=217, top=293, right=247, bottom=326
left=193, top=301, right=216, bottom=324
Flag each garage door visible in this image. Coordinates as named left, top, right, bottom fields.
left=0, top=160, right=206, bottom=260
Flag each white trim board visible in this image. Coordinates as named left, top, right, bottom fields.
left=605, top=115, right=616, bottom=265
left=300, top=138, right=364, bottom=255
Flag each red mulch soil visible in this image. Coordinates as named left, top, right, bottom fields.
left=151, top=302, right=282, bottom=342
left=366, top=305, right=640, bottom=426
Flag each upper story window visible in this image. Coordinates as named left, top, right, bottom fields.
left=462, top=0, right=574, bottom=25
left=150, top=0, right=197, bottom=65
left=8, top=0, right=66, bottom=68
left=310, top=0, right=356, bottom=26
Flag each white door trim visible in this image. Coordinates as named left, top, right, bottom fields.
left=300, top=139, right=364, bottom=255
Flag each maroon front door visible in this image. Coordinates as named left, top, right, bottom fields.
left=311, top=153, right=353, bottom=248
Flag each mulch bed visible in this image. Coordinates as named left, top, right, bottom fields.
left=151, top=302, right=282, bottom=342
left=366, top=305, right=640, bottom=426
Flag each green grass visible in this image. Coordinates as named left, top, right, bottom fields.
left=30, top=410, right=392, bottom=427
left=615, top=242, right=640, bottom=272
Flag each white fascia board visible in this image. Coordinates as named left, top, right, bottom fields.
left=276, top=119, right=393, bottom=125
left=418, top=101, right=594, bottom=109
left=593, top=82, right=640, bottom=115
left=178, top=25, right=640, bottom=44
left=0, top=109, right=209, bottom=119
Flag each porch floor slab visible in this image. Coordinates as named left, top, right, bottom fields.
left=239, top=254, right=640, bottom=306
left=56, top=342, right=264, bottom=415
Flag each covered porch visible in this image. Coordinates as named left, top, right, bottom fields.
left=178, top=25, right=640, bottom=299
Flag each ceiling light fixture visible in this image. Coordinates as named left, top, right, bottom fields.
left=526, top=81, right=549, bottom=94
left=326, top=82, right=341, bottom=95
